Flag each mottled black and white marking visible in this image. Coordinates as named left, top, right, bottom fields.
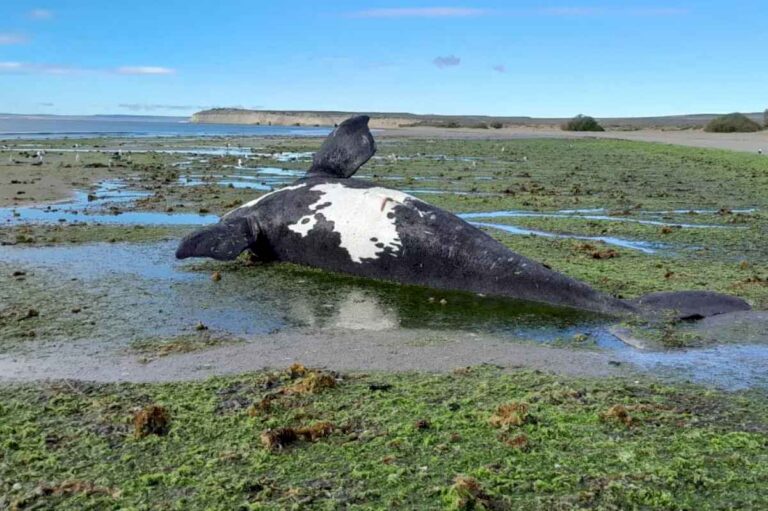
left=177, top=116, right=750, bottom=319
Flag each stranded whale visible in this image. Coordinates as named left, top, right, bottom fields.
left=176, top=116, right=750, bottom=319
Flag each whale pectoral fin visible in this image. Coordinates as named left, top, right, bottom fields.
left=176, top=217, right=256, bottom=261
left=632, top=290, right=751, bottom=320
left=308, top=115, right=376, bottom=178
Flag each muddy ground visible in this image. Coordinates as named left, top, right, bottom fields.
left=1, top=135, right=767, bottom=389
left=2, top=133, right=768, bottom=510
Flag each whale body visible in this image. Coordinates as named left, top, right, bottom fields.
left=177, top=116, right=750, bottom=319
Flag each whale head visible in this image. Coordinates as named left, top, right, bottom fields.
left=176, top=216, right=255, bottom=261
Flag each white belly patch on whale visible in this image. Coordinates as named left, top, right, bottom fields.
left=288, top=183, right=421, bottom=263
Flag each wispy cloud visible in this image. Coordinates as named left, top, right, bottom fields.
left=492, top=64, right=507, bottom=73
left=28, top=8, right=54, bottom=20
left=115, top=66, right=176, bottom=75
left=118, top=103, right=208, bottom=112
left=626, top=8, right=690, bottom=16
left=0, top=33, right=28, bottom=45
left=538, top=7, right=689, bottom=17
left=0, top=61, right=75, bottom=74
left=0, top=62, right=178, bottom=76
left=433, top=55, right=461, bottom=68
left=37, top=102, right=54, bottom=106
left=349, top=7, right=490, bottom=18
left=346, top=6, right=689, bottom=19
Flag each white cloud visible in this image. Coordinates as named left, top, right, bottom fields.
left=0, top=61, right=74, bottom=74
left=433, top=55, right=461, bottom=68
left=347, top=6, right=689, bottom=19
left=538, top=7, right=602, bottom=16
left=28, top=8, right=54, bottom=20
left=115, top=66, right=176, bottom=75
left=627, top=8, right=690, bottom=16
left=349, top=7, right=490, bottom=18
left=492, top=64, right=507, bottom=73
left=119, top=103, right=208, bottom=112
left=0, top=62, right=178, bottom=76
left=0, top=33, right=28, bottom=45
left=537, top=7, right=689, bottom=17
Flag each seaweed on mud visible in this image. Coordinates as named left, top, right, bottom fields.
left=445, top=475, right=502, bottom=511
left=600, top=404, right=633, bottom=427
left=296, top=421, right=335, bottom=442
left=500, top=432, right=530, bottom=450
left=488, top=402, right=531, bottom=429
left=282, top=370, right=338, bottom=396
left=133, top=404, right=171, bottom=438
left=260, top=427, right=299, bottom=450
left=129, top=332, right=240, bottom=361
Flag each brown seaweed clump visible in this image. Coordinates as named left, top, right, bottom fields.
left=447, top=475, right=494, bottom=510
left=600, top=404, right=633, bottom=427
left=260, top=427, right=299, bottom=450
left=247, top=395, right=276, bottom=417
left=501, top=432, right=530, bottom=450
left=297, top=421, right=334, bottom=442
left=260, top=422, right=335, bottom=451
left=133, top=405, right=171, bottom=438
left=489, top=402, right=530, bottom=429
left=287, top=362, right=308, bottom=379
left=283, top=371, right=337, bottom=395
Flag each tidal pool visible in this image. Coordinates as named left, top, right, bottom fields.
left=0, top=239, right=613, bottom=350
left=1, top=180, right=218, bottom=226
left=2, top=179, right=689, bottom=253
left=460, top=209, right=742, bottom=229
left=469, top=221, right=664, bottom=253
left=2, top=239, right=767, bottom=389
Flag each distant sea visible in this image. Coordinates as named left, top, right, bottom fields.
left=0, top=115, right=331, bottom=140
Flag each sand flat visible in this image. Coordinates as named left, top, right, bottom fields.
left=379, top=125, right=768, bottom=153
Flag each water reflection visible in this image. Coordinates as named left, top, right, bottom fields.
left=0, top=240, right=608, bottom=346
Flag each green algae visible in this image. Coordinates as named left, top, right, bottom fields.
left=1, top=366, right=766, bottom=509
left=0, top=224, right=189, bottom=246
left=129, top=332, right=243, bottom=361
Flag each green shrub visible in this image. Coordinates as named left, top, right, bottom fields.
left=471, top=122, right=489, bottom=129
left=704, top=113, right=761, bottom=133
left=561, top=114, right=604, bottom=132
left=490, top=121, right=504, bottom=129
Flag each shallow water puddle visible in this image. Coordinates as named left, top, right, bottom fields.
left=620, top=344, right=768, bottom=391
left=13, top=146, right=255, bottom=157
left=460, top=209, right=743, bottom=229
left=1, top=180, right=218, bottom=226
left=0, top=241, right=768, bottom=389
left=2, top=179, right=681, bottom=253
left=178, top=166, right=306, bottom=191
left=2, top=239, right=766, bottom=389
left=470, top=221, right=664, bottom=253
left=0, top=240, right=612, bottom=351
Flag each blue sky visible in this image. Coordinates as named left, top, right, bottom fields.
left=1, top=1, right=766, bottom=117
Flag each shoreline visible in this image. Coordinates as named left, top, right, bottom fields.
left=376, top=125, right=768, bottom=153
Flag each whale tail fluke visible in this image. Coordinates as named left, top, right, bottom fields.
left=308, top=115, right=376, bottom=178
left=176, top=217, right=256, bottom=261
left=632, top=290, right=751, bottom=320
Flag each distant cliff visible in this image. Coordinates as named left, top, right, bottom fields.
left=189, top=108, right=550, bottom=129
left=191, top=109, right=421, bottom=128
left=190, top=108, right=767, bottom=130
